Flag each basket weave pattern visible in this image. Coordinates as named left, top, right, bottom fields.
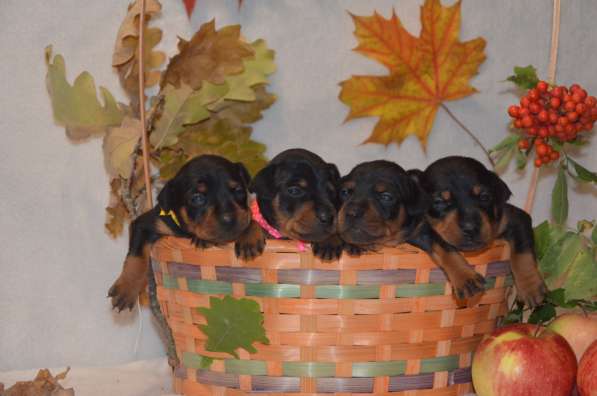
left=151, top=237, right=510, bottom=395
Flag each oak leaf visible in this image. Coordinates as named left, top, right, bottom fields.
left=105, top=178, right=130, bottom=238
left=45, top=47, right=124, bottom=140
left=1, top=368, right=74, bottom=396
left=103, top=117, right=141, bottom=178
left=339, top=0, right=486, bottom=146
left=160, top=20, right=254, bottom=90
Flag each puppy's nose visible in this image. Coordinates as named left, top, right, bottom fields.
left=316, top=209, right=334, bottom=225
left=460, top=219, right=478, bottom=237
left=345, top=204, right=364, bottom=218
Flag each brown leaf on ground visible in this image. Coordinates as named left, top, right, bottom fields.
left=161, top=20, right=254, bottom=90
left=1, top=368, right=74, bottom=396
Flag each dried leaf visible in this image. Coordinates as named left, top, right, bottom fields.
left=161, top=20, right=254, bottom=90
left=210, top=85, right=276, bottom=126
left=150, top=82, right=228, bottom=148
left=113, top=0, right=165, bottom=111
left=339, top=0, right=486, bottom=146
left=103, top=117, right=141, bottom=178
left=105, top=178, right=130, bottom=238
left=1, top=368, right=74, bottom=396
left=45, top=47, right=124, bottom=140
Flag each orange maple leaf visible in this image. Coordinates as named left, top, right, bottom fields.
left=339, top=0, right=486, bottom=147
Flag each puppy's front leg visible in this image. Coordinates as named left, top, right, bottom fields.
left=108, top=211, right=160, bottom=312
left=499, top=204, right=547, bottom=308
left=409, top=226, right=486, bottom=300
left=312, top=234, right=344, bottom=261
left=234, top=220, right=266, bottom=260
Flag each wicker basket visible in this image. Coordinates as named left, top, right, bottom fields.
left=151, top=237, right=511, bottom=395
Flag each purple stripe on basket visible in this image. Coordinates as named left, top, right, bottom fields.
left=216, top=267, right=262, bottom=283
left=389, top=372, right=434, bottom=391
left=317, top=377, right=374, bottom=393
left=174, top=366, right=187, bottom=379
left=196, top=369, right=240, bottom=388
left=449, top=367, right=472, bottom=385
left=357, top=269, right=417, bottom=285
left=167, top=262, right=202, bottom=279
left=251, top=376, right=300, bottom=392
left=278, top=269, right=340, bottom=285
left=429, top=269, right=448, bottom=283
left=485, top=260, right=511, bottom=277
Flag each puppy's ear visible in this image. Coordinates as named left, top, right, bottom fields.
left=250, top=164, right=277, bottom=199
left=235, top=162, right=251, bottom=187
left=488, top=171, right=512, bottom=205
left=157, top=177, right=180, bottom=211
left=403, top=169, right=430, bottom=217
left=326, top=163, right=341, bottom=182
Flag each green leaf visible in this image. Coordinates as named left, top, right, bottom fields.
left=502, top=301, right=524, bottom=325
left=539, top=231, right=581, bottom=286
left=150, top=82, right=228, bottom=148
left=568, top=158, right=597, bottom=183
left=197, top=295, right=269, bottom=359
left=515, top=149, right=528, bottom=170
left=45, top=46, right=124, bottom=140
left=551, top=167, right=568, bottom=225
left=544, top=288, right=577, bottom=308
left=592, top=225, right=597, bottom=245
left=506, top=65, right=539, bottom=90
left=490, top=134, right=519, bottom=153
left=533, top=221, right=551, bottom=261
left=560, top=248, right=597, bottom=300
left=528, top=303, right=556, bottom=325
left=577, top=220, right=594, bottom=233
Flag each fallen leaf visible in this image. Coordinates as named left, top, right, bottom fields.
left=150, top=82, right=228, bottom=148
left=103, top=117, right=141, bottom=178
left=113, top=0, right=166, bottom=111
left=198, top=295, right=269, bottom=358
left=160, top=20, right=254, bottom=90
left=1, top=368, right=74, bottom=396
left=45, top=47, right=124, bottom=140
left=339, top=0, right=486, bottom=146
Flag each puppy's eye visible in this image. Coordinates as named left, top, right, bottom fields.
left=378, top=192, right=395, bottom=203
left=233, top=186, right=245, bottom=195
left=189, top=193, right=207, bottom=206
left=479, top=192, right=491, bottom=202
left=339, top=188, right=352, bottom=200
left=287, top=186, right=304, bottom=197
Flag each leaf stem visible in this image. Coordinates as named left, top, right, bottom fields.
left=440, top=104, right=495, bottom=167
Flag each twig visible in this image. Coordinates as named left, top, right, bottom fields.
left=440, top=103, right=495, bottom=167
left=138, top=0, right=153, bottom=210
left=524, top=0, right=560, bottom=214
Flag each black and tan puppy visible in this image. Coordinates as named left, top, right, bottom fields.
left=414, top=156, right=546, bottom=307
left=250, top=149, right=343, bottom=260
left=108, top=155, right=264, bottom=311
left=338, top=160, right=425, bottom=251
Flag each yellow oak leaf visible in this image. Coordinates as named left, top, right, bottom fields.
left=339, top=0, right=486, bottom=147
left=103, top=116, right=141, bottom=178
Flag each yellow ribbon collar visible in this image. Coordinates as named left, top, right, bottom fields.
left=159, top=208, right=181, bottom=227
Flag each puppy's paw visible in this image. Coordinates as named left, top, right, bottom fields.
left=516, top=275, right=547, bottom=308
left=108, top=276, right=144, bottom=312
left=344, top=243, right=369, bottom=257
left=451, top=268, right=486, bottom=300
left=312, top=235, right=344, bottom=261
left=234, top=221, right=266, bottom=261
left=191, top=236, right=213, bottom=249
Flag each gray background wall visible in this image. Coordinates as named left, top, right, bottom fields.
left=1, top=0, right=595, bottom=370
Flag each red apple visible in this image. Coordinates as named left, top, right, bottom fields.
left=472, top=324, right=577, bottom=396
left=548, top=313, right=597, bottom=361
left=578, top=339, right=597, bottom=396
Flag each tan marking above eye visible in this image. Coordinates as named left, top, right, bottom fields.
left=472, top=185, right=482, bottom=195
left=197, top=182, right=207, bottom=192
left=374, top=183, right=387, bottom=193
left=228, top=180, right=239, bottom=189
left=441, top=190, right=451, bottom=200
left=298, top=179, right=308, bottom=188
left=343, top=181, right=356, bottom=189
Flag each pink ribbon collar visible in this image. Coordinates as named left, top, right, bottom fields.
left=250, top=199, right=307, bottom=252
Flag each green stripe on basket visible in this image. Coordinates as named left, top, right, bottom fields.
left=245, top=283, right=301, bottom=298
left=505, top=275, right=514, bottom=286
left=352, top=361, right=406, bottom=377
left=187, top=279, right=232, bottom=295
left=182, top=352, right=205, bottom=369
left=283, top=362, right=336, bottom=377
left=484, top=275, right=515, bottom=290
left=395, top=283, right=445, bottom=297
left=225, top=359, right=267, bottom=375
left=162, top=274, right=179, bottom=289
left=420, top=355, right=459, bottom=373
left=315, top=285, right=380, bottom=299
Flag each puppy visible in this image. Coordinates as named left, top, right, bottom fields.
left=414, top=156, right=546, bottom=307
left=108, top=155, right=263, bottom=311
left=337, top=160, right=425, bottom=251
left=250, top=149, right=343, bottom=260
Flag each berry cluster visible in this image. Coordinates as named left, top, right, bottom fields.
left=508, top=81, right=597, bottom=167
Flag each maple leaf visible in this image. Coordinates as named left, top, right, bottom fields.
left=103, top=116, right=141, bottom=178
left=198, top=295, right=269, bottom=358
left=182, top=0, right=196, bottom=18
left=45, top=46, right=124, bottom=140
left=160, top=20, right=254, bottom=90
left=112, top=0, right=166, bottom=111
left=339, top=0, right=486, bottom=146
